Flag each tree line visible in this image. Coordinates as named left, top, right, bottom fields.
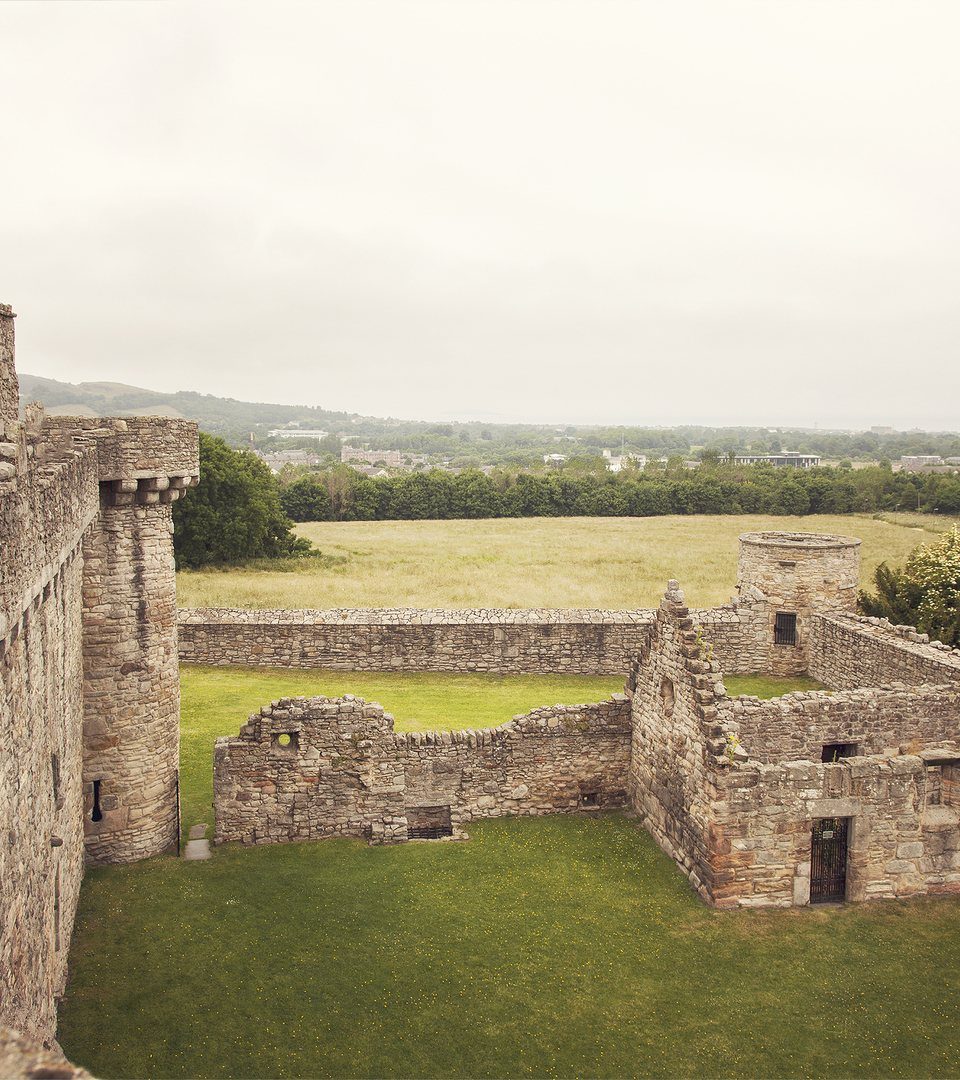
left=171, top=435, right=960, bottom=568
left=279, top=462, right=960, bottom=522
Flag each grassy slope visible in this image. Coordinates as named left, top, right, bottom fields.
left=59, top=815, right=960, bottom=1080
left=176, top=513, right=958, bottom=611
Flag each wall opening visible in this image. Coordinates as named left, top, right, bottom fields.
left=91, top=779, right=103, bottom=822
left=51, top=752, right=61, bottom=806
left=580, top=791, right=600, bottom=807
left=407, top=805, right=453, bottom=839
left=54, top=865, right=61, bottom=952
left=774, top=612, right=798, bottom=646
left=821, top=742, right=857, bottom=762
left=660, top=676, right=675, bottom=717
left=272, top=731, right=299, bottom=752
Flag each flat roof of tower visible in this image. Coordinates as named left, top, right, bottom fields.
left=739, top=530, right=861, bottom=549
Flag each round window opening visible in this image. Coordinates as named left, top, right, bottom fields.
left=660, top=676, right=676, bottom=717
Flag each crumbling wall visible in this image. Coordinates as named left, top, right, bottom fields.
left=626, top=583, right=738, bottom=903
left=213, top=694, right=632, bottom=846
left=809, top=613, right=960, bottom=689
left=722, top=684, right=960, bottom=764
left=711, top=753, right=960, bottom=908
left=180, top=608, right=654, bottom=675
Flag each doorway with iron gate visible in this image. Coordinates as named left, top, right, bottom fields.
left=810, top=817, right=850, bottom=903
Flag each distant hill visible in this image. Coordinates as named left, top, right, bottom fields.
left=18, top=373, right=363, bottom=443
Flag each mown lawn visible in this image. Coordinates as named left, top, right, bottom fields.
left=58, top=814, right=960, bottom=1079
left=176, top=512, right=958, bottom=611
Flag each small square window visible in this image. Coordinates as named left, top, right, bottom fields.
left=272, top=731, right=299, bottom=752
left=581, top=791, right=600, bottom=807
left=822, top=743, right=857, bottom=762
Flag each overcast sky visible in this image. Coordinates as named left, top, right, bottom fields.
left=2, top=1, right=958, bottom=429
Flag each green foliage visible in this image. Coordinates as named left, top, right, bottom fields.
left=274, top=462, right=949, bottom=523
left=861, top=526, right=960, bottom=645
left=172, top=433, right=312, bottom=568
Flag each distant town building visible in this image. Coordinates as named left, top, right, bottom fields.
left=900, top=455, right=944, bottom=469
left=602, top=449, right=647, bottom=473
left=341, top=445, right=427, bottom=470
left=870, top=426, right=896, bottom=435
left=543, top=453, right=567, bottom=466
left=268, top=428, right=330, bottom=440
left=734, top=452, right=821, bottom=469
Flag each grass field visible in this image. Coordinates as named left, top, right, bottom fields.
left=176, top=512, right=958, bottom=611
left=58, top=814, right=960, bottom=1079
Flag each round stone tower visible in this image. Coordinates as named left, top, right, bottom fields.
left=736, top=531, right=861, bottom=675
left=737, top=531, right=861, bottom=613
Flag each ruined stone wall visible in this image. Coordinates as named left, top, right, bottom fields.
left=809, top=613, right=960, bottom=689
left=626, top=584, right=737, bottom=903
left=180, top=608, right=654, bottom=675
left=722, top=684, right=960, bottom=764
left=711, top=753, right=960, bottom=908
left=0, top=1026, right=92, bottom=1080
left=213, top=694, right=632, bottom=846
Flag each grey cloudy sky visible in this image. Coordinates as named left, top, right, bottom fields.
left=2, top=1, right=958, bottom=429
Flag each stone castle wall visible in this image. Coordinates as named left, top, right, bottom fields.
left=721, top=684, right=960, bottom=764
left=711, top=752, right=960, bottom=908
left=180, top=608, right=654, bottom=675
left=0, top=304, right=199, bottom=1044
left=214, top=694, right=632, bottom=846
left=626, top=585, right=736, bottom=904
left=808, top=612, right=960, bottom=689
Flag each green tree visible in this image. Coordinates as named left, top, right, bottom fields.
left=860, top=527, right=960, bottom=646
left=281, top=477, right=332, bottom=522
left=173, top=433, right=311, bottom=567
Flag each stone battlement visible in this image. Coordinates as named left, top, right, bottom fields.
left=0, top=304, right=199, bottom=1045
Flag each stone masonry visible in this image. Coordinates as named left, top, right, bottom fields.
left=214, top=695, right=631, bottom=845
left=214, top=530, right=959, bottom=911
left=0, top=304, right=198, bottom=1051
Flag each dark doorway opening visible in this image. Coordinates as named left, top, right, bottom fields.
left=810, top=817, right=849, bottom=903
left=821, top=743, right=857, bottom=762
left=91, top=779, right=103, bottom=822
left=407, top=805, right=452, bottom=839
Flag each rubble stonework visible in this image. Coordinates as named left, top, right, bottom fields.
left=214, top=695, right=632, bottom=845
left=179, top=607, right=654, bottom=674
left=0, top=304, right=198, bottom=1043
left=215, top=532, right=960, bottom=909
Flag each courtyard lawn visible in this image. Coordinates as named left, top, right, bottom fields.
left=58, top=813, right=960, bottom=1080
left=175, top=512, right=959, bottom=611
left=179, top=666, right=622, bottom=838
left=725, top=674, right=826, bottom=698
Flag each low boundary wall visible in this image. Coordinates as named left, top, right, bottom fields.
left=179, top=608, right=654, bottom=676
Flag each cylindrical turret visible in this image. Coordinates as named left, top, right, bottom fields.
left=737, top=531, right=861, bottom=613
left=736, top=531, right=861, bottom=675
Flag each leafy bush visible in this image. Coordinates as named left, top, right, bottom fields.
left=173, top=433, right=312, bottom=568
left=860, top=526, right=960, bottom=646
